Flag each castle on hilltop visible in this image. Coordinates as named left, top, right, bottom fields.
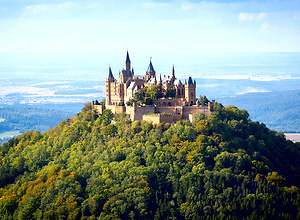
left=93, top=51, right=214, bottom=123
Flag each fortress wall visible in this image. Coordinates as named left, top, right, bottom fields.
left=106, top=105, right=126, bottom=114
left=182, top=106, right=211, bottom=119
left=127, top=106, right=155, bottom=121
left=156, top=106, right=176, bottom=114
left=172, top=114, right=183, bottom=122
left=92, top=104, right=104, bottom=115
left=143, top=114, right=175, bottom=124
left=143, top=114, right=161, bottom=124
left=154, top=98, right=185, bottom=106
left=160, top=114, right=174, bottom=123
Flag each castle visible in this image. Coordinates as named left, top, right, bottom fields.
left=93, top=51, right=214, bottom=123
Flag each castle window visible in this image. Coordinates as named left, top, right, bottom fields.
left=163, top=102, right=166, bottom=106
left=178, top=89, right=180, bottom=95
left=157, top=102, right=161, bottom=106
left=182, top=89, right=184, bottom=95
left=168, top=102, right=172, bottom=106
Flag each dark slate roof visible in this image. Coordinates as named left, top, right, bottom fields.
left=121, top=70, right=132, bottom=77
left=194, top=79, right=196, bottom=84
left=108, top=66, right=114, bottom=78
left=147, top=60, right=155, bottom=73
left=188, top=77, right=194, bottom=85
left=126, top=51, right=130, bottom=62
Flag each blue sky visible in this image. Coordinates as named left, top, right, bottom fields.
left=0, top=0, right=299, bottom=54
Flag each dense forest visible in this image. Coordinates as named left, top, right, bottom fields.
left=0, top=103, right=299, bottom=219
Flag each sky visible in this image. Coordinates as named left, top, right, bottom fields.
left=0, top=0, right=299, bottom=56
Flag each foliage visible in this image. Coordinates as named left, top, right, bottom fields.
left=199, top=95, right=210, bottom=104
left=128, top=86, right=160, bottom=106
left=0, top=104, right=299, bottom=219
left=165, top=85, right=176, bottom=98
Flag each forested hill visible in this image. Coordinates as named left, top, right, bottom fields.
left=0, top=103, right=299, bottom=219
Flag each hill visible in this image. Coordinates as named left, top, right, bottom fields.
left=0, top=103, right=299, bottom=219
left=0, top=106, right=75, bottom=145
left=214, top=90, right=300, bottom=132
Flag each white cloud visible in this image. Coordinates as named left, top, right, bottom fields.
left=22, top=1, right=77, bottom=18
left=238, top=12, right=266, bottom=21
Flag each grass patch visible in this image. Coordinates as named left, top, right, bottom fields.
left=0, top=131, right=21, bottom=139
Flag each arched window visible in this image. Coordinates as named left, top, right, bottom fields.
left=163, top=102, right=166, bottom=106
left=168, top=102, right=172, bottom=106
left=157, top=102, right=161, bottom=106
left=178, top=89, right=180, bottom=95
left=182, top=89, right=184, bottom=95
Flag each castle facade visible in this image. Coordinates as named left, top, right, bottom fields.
left=93, top=51, right=214, bottom=123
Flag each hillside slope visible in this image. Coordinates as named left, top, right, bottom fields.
left=215, top=90, right=300, bottom=132
left=0, top=103, right=299, bottom=219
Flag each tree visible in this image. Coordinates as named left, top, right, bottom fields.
left=165, top=85, right=176, bottom=98
left=199, top=95, right=210, bottom=104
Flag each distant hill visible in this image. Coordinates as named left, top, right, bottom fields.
left=0, top=106, right=75, bottom=144
left=0, top=103, right=299, bottom=219
left=214, top=90, right=300, bottom=132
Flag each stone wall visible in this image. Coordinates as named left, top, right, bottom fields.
left=106, top=105, right=126, bottom=114
left=126, top=106, right=155, bottom=121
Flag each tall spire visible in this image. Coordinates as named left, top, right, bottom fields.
left=172, top=65, right=175, bottom=77
left=125, top=50, right=131, bottom=71
left=108, top=66, right=114, bottom=78
left=126, top=50, right=130, bottom=62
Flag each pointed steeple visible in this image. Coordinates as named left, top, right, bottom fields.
left=194, top=79, right=196, bottom=84
left=108, top=66, right=114, bottom=78
left=147, top=58, right=155, bottom=73
left=172, top=65, right=175, bottom=78
left=126, top=50, right=130, bottom=62
left=159, top=74, right=162, bottom=82
left=125, top=50, right=131, bottom=71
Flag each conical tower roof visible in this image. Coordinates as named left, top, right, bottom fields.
left=108, top=66, right=114, bottom=78
left=147, top=59, right=155, bottom=73
left=126, top=50, right=130, bottom=62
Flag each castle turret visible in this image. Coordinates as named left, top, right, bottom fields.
left=125, top=50, right=131, bottom=71
left=106, top=66, right=115, bottom=105
left=146, top=58, right=156, bottom=80
left=185, top=77, right=196, bottom=105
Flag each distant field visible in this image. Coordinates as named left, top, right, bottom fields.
left=285, top=133, right=300, bottom=142
left=0, top=131, right=21, bottom=139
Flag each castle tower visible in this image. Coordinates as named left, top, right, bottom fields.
left=146, top=58, right=156, bottom=80
left=172, top=65, right=175, bottom=79
left=125, top=50, right=131, bottom=71
left=105, top=66, right=115, bottom=105
left=185, top=77, right=196, bottom=105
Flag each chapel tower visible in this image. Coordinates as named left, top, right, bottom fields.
left=146, top=58, right=156, bottom=81
left=185, top=77, right=196, bottom=105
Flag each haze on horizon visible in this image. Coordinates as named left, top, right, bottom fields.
left=0, top=0, right=299, bottom=63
